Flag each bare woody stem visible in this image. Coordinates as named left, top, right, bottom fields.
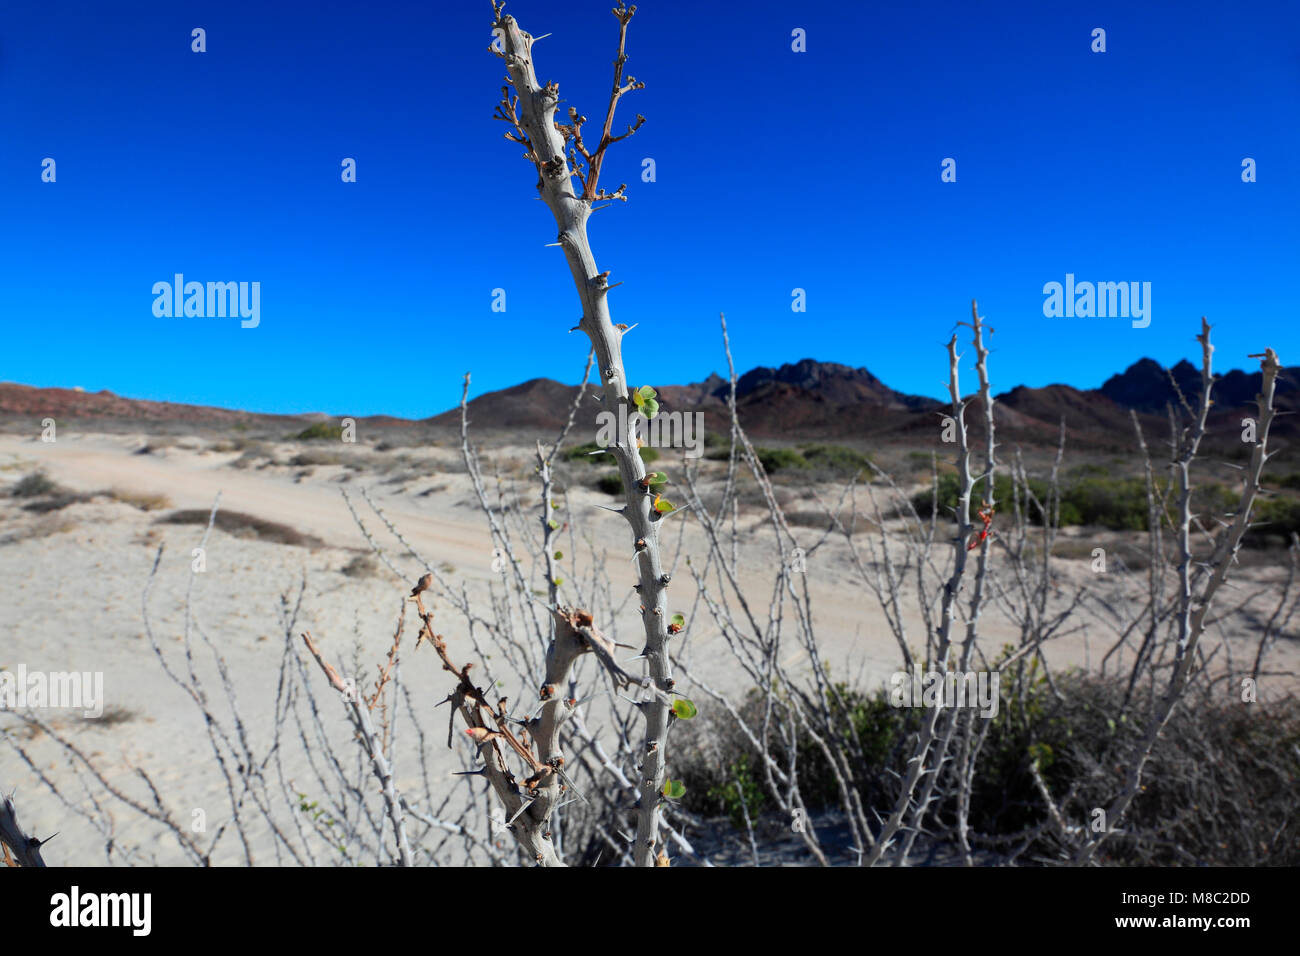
left=1074, top=329, right=1282, bottom=864
left=863, top=305, right=995, bottom=865
left=492, top=3, right=669, bottom=866
left=409, top=590, right=562, bottom=866
left=298, top=631, right=415, bottom=866
left=0, top=792, right=48, bottom=867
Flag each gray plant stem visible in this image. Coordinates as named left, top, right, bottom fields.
left=866, top=318, right=980, bottom=866
left=0, top=791, right=48, bottom=866
left=300, top=632, right=414, bottom=866
left=1073, top=330, right=1281, bottom=865
left=900, top=303, right=997, bottom=866
left=494, top=9, right=670, bottom=866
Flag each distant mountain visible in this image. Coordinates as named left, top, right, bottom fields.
left=0, top=383, right=282, bottom=427
left=1099, top=357, right=1297, bottom=413
left=725, top=359, right=937, bottom=411
left=994, top=358, right=1299, bottom=453
left=426, top=359, right=944, bottom=441
left=2, top=355, right=1293, bottom=454
left=0, top=383, right=425, bottom=436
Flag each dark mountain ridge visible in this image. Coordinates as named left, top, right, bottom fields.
left=2, top=356, right=1293, bottom=454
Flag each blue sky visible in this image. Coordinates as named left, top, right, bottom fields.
left=1, top=0, right=1297, bottom=418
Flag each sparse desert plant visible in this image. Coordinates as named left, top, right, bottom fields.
left=157, top=508, right=324, bottom=548
left=289, top=448, right=350, bottom=468
left=340, top=553, right=380, bottom=578
left=10, top=470, right=59, bottom=497
left=20, top=492, right=89, bottom=514
left=800, top=443, right=872, bottom=479
left=354, top=1, right=680, bottom=867
left=104, top=487, right=172, bottom=511
left=295, top=421, right=345, bottom=441
left=0, top=513, right=78, bottom=546
left=565, top=439, right=657, bottom=466
left=293, top=1, right=688, bottom=868
left=754, top=446, right=808, bottom=473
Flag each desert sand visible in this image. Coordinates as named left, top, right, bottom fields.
left=2, top=428, right=1295, bottom=865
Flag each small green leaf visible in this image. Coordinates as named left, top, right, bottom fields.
left=647, top=471, right=668, bottom=486
left=671, top=698, right=697, bottom=720
left=670, top=613, right=686, bottom=629
left=547, top=518, right=559, bottom=530
left=638, top=385, right=657, bottom=401
left=641, top=397, right=659, bottom=419
left=553, top=550, right=563, bottom=560
left=553, top=577, right=564, bottom=587
left=653, top=495, right=675, bottom=513
left=662, top=778, right=686, bottom=799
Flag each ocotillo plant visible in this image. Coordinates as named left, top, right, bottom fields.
left=0, top=793, right=48, bottom=867
left=478, top=0, right=677, bottom=866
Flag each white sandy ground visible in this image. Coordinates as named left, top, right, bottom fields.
left=1, top=430, right=1296, bottom=865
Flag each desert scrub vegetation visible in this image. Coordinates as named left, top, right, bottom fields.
left=746, top=443, right=872, bottom=480
left=564, top=440, right=658, bottom=465
left=289, top=447, right=364, bottom=469
left=104, top=487, right=171, bottom=511
left=157, top=508, right=324, bottom=548
left=0, top=513, right=78, bottom=546
left=6, top=474, right=169, bottom=514
left=294, top=421, right=345, bottom=441
left=10, top=470, right=59, bottom=497
left=801, top=443, right=872, bottom=478
left=133, top=437, right=180, bottom=455
left=674, top=669, right=1300, bottom=865
left=7, top=471, right=89, bottom=513
left=754, top=446, right=809, bottom=473
left=228, top=444, right=274, bottom=469
left=911, top=469, right=1279, bottom=540
left=340, top=553, right=381, bottom=578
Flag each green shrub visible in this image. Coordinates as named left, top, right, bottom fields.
left=566, top=441, right=658, bottom=464
left=755, top=447, right=808, bottom=473
left=706, top=754, right=767, bottom=829
left=563, top=441, right=609, bottom=463
left=295, top=422, right=344, bottom=441
left=800, top=444, right=872, bottom=478
left=910, top=471, right=1250, bottom=535
left=1247, top=496, right=1300, bottom=544
left=913, top=473, right=1052, bottom=521
left=676, top=665, right=1300, bottom=865
left=906, top=450, right=937, bottom=472
left=1265, top=472, right=1300, bottom=491
left=1063, top=476, right=1150, bottom=530
left=1067, top=462, right=1112, bottom=479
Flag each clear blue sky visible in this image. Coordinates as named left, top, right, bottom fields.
left=2, top=0, right=1296, bottom=417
